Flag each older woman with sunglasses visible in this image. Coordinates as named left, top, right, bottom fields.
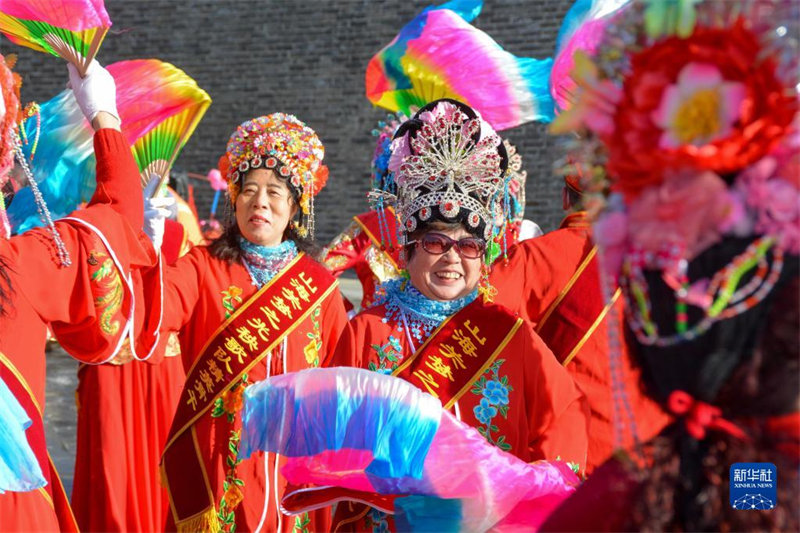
left=312, top=100, right=588, bottom=532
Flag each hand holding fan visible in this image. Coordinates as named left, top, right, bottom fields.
left=366, top=0, right=554, bottom=129
left=8, top=59, right=211, bottom=233
left=0, top=0, right=110, bottom=76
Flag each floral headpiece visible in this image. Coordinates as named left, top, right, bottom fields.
left=225, top=113, right=328, bottom=236
left=552, top=0, right=799, bottom=347
left=370, top=112, right=407, bottom=195
left=385, top=99, right=508, bottom=242
left=0, top=53, right=21, bottom=239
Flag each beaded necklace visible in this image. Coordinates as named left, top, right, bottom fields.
left=239, top=238, right=298, bottom=288
left=623, top=236, right=782, bottom=347
left=374, top=277, right=477, bottom=346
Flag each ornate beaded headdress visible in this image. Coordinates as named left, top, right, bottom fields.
left=384, top=99, right=508, bottom=243
left=552, top=0, right=799, bottom=346
left=225, top=113, right=328, bottom=237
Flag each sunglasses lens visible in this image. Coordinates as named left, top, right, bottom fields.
left=421, top=234, right=451, bottom=254
left=458, top=238, right=485, bottom=259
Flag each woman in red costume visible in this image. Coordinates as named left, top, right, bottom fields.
left=151, top=113, right=348, bottom=532
left=0, top=57, right=160, bottom=531
left=317, top=99, right=588, bottom=532
left=540, top=1, right=799, bottom=529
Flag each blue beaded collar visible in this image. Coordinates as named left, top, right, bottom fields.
left=239, top=238, right=298, bottom=287
left=374, top=277, right=478, bottom=344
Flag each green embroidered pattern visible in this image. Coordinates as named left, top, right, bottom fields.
left=212, top=374, right=249, bottom=532
left=303, top=306, right=322, bottom=367
left=89, top=251, right=123, bottom=335
left=221, top=285, right=243, bottom=319
left=470, top=359, right=513, bottom=451
left=368, top=336, right=403, bottom=374
left=293, top=513, right=311, bottom=533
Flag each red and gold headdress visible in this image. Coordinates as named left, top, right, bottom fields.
left=225, top=113, right=328, bottom=237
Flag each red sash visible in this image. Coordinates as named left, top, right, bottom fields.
left=161, top=253, right=337, bottom=532
left=282, top=301, right=523, bottom=517
left=536, top=246, right=620, bottom=366
left=353, top=208, right=401, bottom=270
left=0, top=352, right=79, bottom=532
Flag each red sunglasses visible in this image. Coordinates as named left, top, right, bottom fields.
left=407, top=232, right=486, bottom=259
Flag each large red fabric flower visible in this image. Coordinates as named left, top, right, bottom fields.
left=604, top=19, right=797, bottom=200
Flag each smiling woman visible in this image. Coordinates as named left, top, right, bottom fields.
left=235, top=168, right=296, bottom=247
left=143, top=113, right=349, bottom=532
left=320, top=99, right=589, bottom=531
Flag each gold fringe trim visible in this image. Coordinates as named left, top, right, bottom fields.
left=176, top=506, right=220, bottom=533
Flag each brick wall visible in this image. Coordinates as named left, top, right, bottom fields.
left=2, top=0, right=572, bottom=243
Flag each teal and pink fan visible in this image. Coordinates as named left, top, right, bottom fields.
left=241, top=367, right=579, bottom=532
left=366, top=0, right=554, bottom=130
left=0, top=0, right=111, bottom=76
left=8, top=59, right=211, bottom=233
left=550, top=0, right=631, bottom=112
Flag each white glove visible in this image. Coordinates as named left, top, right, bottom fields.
left=143, top=177, right=175, bottom=251
left=68, top=60, right=119, bottom=123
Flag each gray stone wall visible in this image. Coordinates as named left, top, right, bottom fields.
left=2, top=0, right=572, bottom=243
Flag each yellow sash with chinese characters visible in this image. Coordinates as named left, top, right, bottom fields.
left=392, top=301, right=523, bottom=408
left=281, top=301, right=523, bottom=519
left=161, top=253, right=336, bottom=533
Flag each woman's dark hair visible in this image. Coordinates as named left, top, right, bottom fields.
left=207, top=199, right=320, bottom=264
left=0, top=256, right=14, bottom=317
left=621, top=236, right=799, bottom=531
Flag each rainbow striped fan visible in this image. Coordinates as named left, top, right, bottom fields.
left=0, top=0, right=111, bottom=76
left=7, top=59, right=210, bottom=233
left=107, top=60, right=211, bottom=190
left=366, top=0, right=554, bottom=130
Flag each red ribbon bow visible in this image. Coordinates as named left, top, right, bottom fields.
left=667, top=390, right=749, bottom=441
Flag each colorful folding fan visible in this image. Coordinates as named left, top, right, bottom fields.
left=241, top=367, right=579, bottom=532
left=0, top=0, right=111, bottom=76
left=7, top=59, right=211, bottom=233
left=365, top=0, right=554, bottom=130
left=550, top=0, right=631, bottom=112
left=107, top=60, right=211, bottom=194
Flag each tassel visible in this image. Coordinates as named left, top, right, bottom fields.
left=175, top=506, right=221, bottom=533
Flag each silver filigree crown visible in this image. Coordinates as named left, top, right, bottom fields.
left=384, top=100, right=506, bottom=240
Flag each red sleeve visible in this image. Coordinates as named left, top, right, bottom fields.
left=87, top=128, right=144, bottom=227
left=323, top=319, right=359, bottom=369
left=160, top=247, right=206, bottom=333
left=491, top=231, right=591, bottom=325
left=322, top=220, right=371, bottom=277
left=521, top=322, right=589, bottom=473
left=319, top=284, right=349, bottom=365
left=3, top=128, right=159, bottom=363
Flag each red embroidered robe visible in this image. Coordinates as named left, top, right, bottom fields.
left=0, top=129, right=160, bottom=532
left=490, top=211, right=671, bottom=473
left=72, top=219, right=189, bottom=532
left=159, top=247, right=348, bottom=532
left=324, top=299, right=588, bottom=531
